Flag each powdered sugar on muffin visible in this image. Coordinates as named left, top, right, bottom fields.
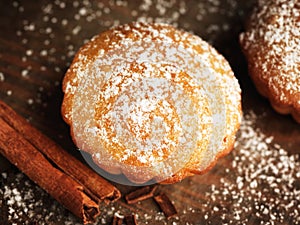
left=240, top=0, right=300, bottom=122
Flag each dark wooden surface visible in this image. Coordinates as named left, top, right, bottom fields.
left=1, top=0, right=300, bottom=224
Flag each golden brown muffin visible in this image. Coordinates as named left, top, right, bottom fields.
left=240, top=0, right=300, bottom=123
left=62, top=22, right=242, bottom=184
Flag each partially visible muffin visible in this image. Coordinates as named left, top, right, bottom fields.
left=240, top=0, right=300, bottom=123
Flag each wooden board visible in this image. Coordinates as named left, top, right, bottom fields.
left=1, top=0, right=300, bottom=224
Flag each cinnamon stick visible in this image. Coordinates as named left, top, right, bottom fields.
left=154, top=193, right=177, bottom=219
left=0, top=100, right=121, bottom=224
left=125, top=185, right=157, bottom=204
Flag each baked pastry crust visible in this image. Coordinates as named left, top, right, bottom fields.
left=62, top=22, right=241, bottom=184
left=240, top=0, right=300, bottom=123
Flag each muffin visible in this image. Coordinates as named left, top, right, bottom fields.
left=62, top=22, right=242, bottom=184
left=240, top=0, right=300, bottom=123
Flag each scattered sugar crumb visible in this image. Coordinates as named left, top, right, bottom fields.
left=27, top=99, right=34, bottom=105
left=0, top=72, right=4, bottom=81
left=25, top=49, right=33, bottom=56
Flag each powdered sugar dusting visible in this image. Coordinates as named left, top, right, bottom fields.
left=96, top=64, right=196, bottom=167
left=200, top=110, right=300, bottom=224
left=1, top=172, right=82, bottom=225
